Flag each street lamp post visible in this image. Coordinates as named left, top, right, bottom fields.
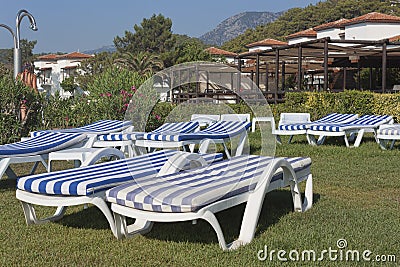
left=0, top=9, right=37, bottom=79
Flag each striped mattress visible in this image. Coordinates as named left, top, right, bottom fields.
left=143, top=121, right=251, bottom=142
left=97, top=121, right=199, bottom=142
left=377, top=125, right=400, bottom=136
left=17, top=150, right=223, bottom=196
left=32, top=120, right=132, bottom=137
left=106, top=155, right=311, bottom=213
left=278, top=113, right=357, bottom=131
left=308, top=115, right=392, bottom=132
left=0, top=132, right=86, bottom=158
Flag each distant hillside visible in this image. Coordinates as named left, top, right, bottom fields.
left=222, top=0, right=400, bottom=53
left=83, top=45, right=116, bottom=55
left=199, top=11, right=283, bottom=46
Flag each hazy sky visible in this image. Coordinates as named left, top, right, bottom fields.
left=0, top=0, right=321, bottom=53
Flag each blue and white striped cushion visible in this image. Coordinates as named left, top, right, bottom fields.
left=143, top=121, right=199, bottom=141
left=309, top=115, right=392, bottom=132
left=17, top=150, right=223, bottom=196
left=278, top=113, right=357, bottom=131
left=97, top=133, right=144, bottom=141
left=144, top=121, right=251, bottom=142
left=278, top=124, right=308, bottom=131
left=313, top=113, right=357, bottom=123
left=32, top=120, right=132, bottom=137
left=0, top=132, right=86, bottom=158
left=378, top=125, right=400, bottom=136
left=106, top=155, right=311, bottom=213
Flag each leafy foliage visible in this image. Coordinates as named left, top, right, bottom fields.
left=0, top=73, right=42, bottom=143
left=114, top=51, right=163, bottom=75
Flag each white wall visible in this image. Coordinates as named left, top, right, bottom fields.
left=35, top=58, right=84, bottom=98
left=287, top=36, right=315, bottom=45
left=248, top=46, right=272, bottom=52
left=316, top=28, right=342, bottom=39
left=345, top=22, right=400, bottom=40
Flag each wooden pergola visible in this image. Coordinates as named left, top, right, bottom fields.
left=237, top=37, right=400, bottom=103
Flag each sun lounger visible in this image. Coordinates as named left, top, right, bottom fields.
left=0, top=132, right=86, bottom=179
left=307, top=114, right=393, bottom=147
left=273, top=113, right=358, bottom=144
left=376, top=124, right=400, bottom=149
left=94, top=121, right=200, bottom=156
left=134, top=120, right=251, bottom=158
left=106, top=154, right=313, bottom=250
left=16, top=150, right=223, bottom=238
left=31, top=120, right=133, bottom=137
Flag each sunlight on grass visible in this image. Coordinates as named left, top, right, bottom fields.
left=1, top=135, right=399, bottom=266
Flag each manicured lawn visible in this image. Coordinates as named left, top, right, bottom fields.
left=0, top=134, right=399, bottom=266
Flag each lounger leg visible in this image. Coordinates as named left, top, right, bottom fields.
left=0, top=159, right=17, bottom=179
left=287, top=135, right=293, bottom=144
left=235, top=132, right=248, bottom=157
left=114, top=213, right=154, bottom=239
left=353, top=129, right=364, bottom=147
left=390, top=140, right=396, bottom=149
left=306, top=134, right=317, bottom=145
left=316, top=135, right=326, bottom=145
left=202, top=210, right=230, bottom=250
left=275, top=135, right=282, bottom=145
left=343, top=134, right=350, bottom=147
left=90, top=197, right=119, bottom=238
left=20, top=201, right=67, bottom=225
left=302, top=174, right=313, bottom=212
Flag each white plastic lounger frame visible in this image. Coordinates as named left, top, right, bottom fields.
left=107, top=155, right=313, bottom=250
left=0, top=132, right=86, bottom=179
left=220, top=113, right=250, bottom=122
left=190, top=114, right=220, bottom=127
left=376, top=124, right=400, bottom=149
left=273, top=113, right=311, bottom=144
left=16, top=150, right=222, bottom=238
left=307, top=114, right=393, bottom=147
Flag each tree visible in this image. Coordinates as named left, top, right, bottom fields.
left=168, top=35, right=212, bottom=65
left=114, top=14, right=175, bottom=56
left=114, top=51, right=163, bottom=75
left=1, top=39, right=37, bottom=71
left=76, top=52, right=116, bottom=89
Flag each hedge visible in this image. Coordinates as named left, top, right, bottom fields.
left=2, top=89, right=400, bottom=144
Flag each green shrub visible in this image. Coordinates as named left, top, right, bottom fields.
left=0, top=74, right=42, bottom=143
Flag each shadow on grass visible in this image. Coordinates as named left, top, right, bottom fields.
left=54, top=191, right=320, bottom=246
left=143, top=190, right=321, bottom=246
left=0, top=178, right=16, bottom=191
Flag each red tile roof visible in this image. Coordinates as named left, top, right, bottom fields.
left=58, top=52, right=93, bottom=59
left=389, top=34, right=400, bottom=42
left=205, top=47, right=237, bottom=57
left=314, top=18, right=350, bottom=31
left=37, top=54, right=58, bottom=60
left=246, top=38, right=287, bottom=48
left=37, top=52, right=93, bottom=61
left=342, top=12, right=400, bottom=26
left=286, top=28, right=317, bottom=39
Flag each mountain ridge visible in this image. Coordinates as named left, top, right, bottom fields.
left=199, top=11, right=284, bottom=46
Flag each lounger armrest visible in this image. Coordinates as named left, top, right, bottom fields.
left=81, top=148, right=125, bottom=167
left=158, top=152, right=207, bottom=175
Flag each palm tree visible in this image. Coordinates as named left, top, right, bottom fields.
left=114, top=52, right=163, bottom=75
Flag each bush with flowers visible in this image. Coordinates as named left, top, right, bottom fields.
left=0, top=72, right=42, bottom=143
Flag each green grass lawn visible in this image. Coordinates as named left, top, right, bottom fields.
left=0, top=134, right=399, bottom=266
